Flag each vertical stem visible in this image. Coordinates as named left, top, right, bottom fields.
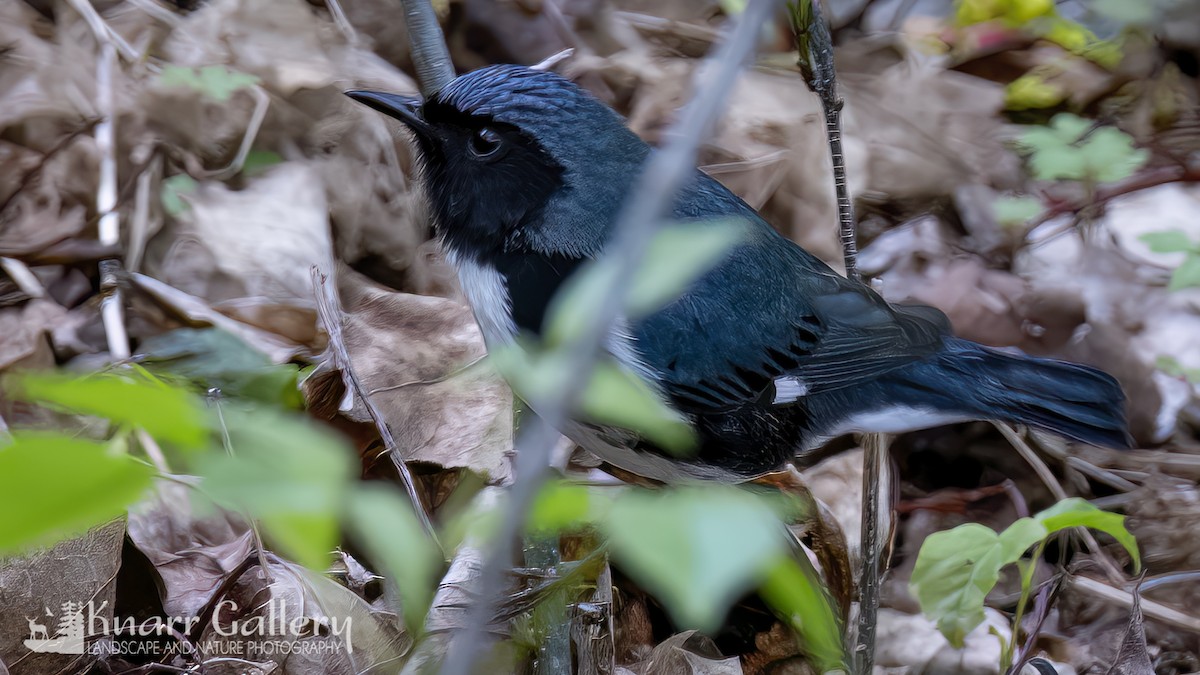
left=398, top=0, right=456, bottom=95
left=826, top=100, right=858, bottom=282
left=94, top=42, right=130, bottom=361
left=854, top=432, right=887, bottom=673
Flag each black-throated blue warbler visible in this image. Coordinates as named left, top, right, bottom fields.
left=346, top=64, right=1130, bottom=481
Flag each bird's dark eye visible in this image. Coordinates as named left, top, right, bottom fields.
left=469, top=127, right=502, bottom=158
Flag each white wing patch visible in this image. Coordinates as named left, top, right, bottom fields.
left=772, top=376, right=809, bottom=404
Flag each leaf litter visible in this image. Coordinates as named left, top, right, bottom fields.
left=0, top=0, right=1198, bottom=673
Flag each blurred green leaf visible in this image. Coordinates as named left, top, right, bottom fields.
left=0, top=433, right=155, bottom=553
left=602, top=487, right=786, bottom=632
left=1091, top=0, right=1158, bottom=25
left=137, top=328, right=302, bottom=407
left=581, top=362, right=696, bottom=455
left=346, top=485, right=441, bottom=631
left=993, top=195, right=1043, bottom=227
left=1168, top=254, right=1200, bottom=291
left=195, top=406, right=355, bottom=568
left=1139, top=230, right=1196, bottom=254
left=159, top=64, right=259, bottom=102
left=1018, top=114, right=1149, bottom=183
left=1155, top=355, right=1200, bottom=382
left=528, top=480, right=596, bottom=534
left=544, top=220, right=744, bottom=345
left=12, top=372, right=210, bottom=449
left=1034, top=497, right=1140, bottom=570
left=241, top=150, right=284, bottom=176
left=759, top=556, right=846, bottom=672
left=491, top=345, right=695, bottom=455
left=161, top=174, right=197, bottom=216
left=1005, top=73, right=1065, bottom=110
left=630, top=221, right=745, bottom=316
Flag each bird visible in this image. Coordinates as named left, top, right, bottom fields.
left=346, top=64, right=1131, bottom=482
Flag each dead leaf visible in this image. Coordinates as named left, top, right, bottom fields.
left=305, top=267, right=513, bottom=484
left=146, top=163, right=334, bottom=306
left=126, top=482, right=254, bottom=618
left=196, top=556, right=409, bottom=675
left=0, top=299, right=67, bottom=371
left=628, top=631, right=743, bottom=675
left=1105, top=589, right=1154, bottom=675
left=0, top=520, right=124, bottom=675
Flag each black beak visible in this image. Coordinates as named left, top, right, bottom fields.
left=345, top=90, right=432, bottom=136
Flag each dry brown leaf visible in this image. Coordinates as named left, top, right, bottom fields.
left=0, top=299, right=67, bottom=371
left=0, top=520, right=125, bottom=675
left=196, top=557, right=409, bottom=675
left=125, top=482, right=254, bottom=618
left=147, top=163, right=334, bottom=305
left=626, top=631, right=743, bottom=675
left=305, top=268, right=513, bottom=483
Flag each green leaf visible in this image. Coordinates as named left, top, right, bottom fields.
left=1018, top=114, right=1148, bottom=183
left=528, top=480, right=600, bottom=534
left=1168, top=254, right=1200, bottom=291
left=345, top=485, right=441, bottom=631
left=159, top=65, right=259, bottom=102
left=11, top=372, right=210, bottom=449
left=759, top=556, right=846, bottom=672
left=137, top=328, right=302, bottom=407
left=490, top=345, right=695, bottom=455
left=581, top=362, right=696, bottom=455
left=195, top=406, right=355, bottom=568
left=602, top=487, right=786, bottom=632
left=1091, top=0, right=1157, bottom=25
left=1033, top=497, right=1140, bottom=571
left=241, top=150, right=283, bottom=176
left=913, top=499, right=1140, bottom=646
left=543, top=220, right=744, bottom=345
left=0, top=433, right=155, bottom=553
left=910, top=524, right=1006, bottom=647
left=1139, top=230, right=1196, bottom=254
left=1005, top=73, right=1065, bottom=111
left=161, top=174, right=197, bottom=216
left=993, top=195, right=1043, bottom=227
left=628, top=220, right=746, bottom=316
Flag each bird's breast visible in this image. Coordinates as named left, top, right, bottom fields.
left=450, top=253, right=519, bottom=348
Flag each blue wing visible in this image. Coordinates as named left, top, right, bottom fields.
left=633, top=171, right=951, bottom=413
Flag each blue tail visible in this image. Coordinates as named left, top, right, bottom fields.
left=907, top=337, right=1131, bottom=448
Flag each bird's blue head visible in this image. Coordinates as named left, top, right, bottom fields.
left=348, top=65, right=650, bottom=262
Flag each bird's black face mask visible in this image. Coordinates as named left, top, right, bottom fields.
left=345, top=89, right=565, bottom=262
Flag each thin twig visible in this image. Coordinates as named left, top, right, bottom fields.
left=435, top=2, right=776, bottom=673
left=65, top=0, right=140, bottom=62
left=793, top=1, right=882, bottom=670
left=855, top=432, right=888, bottom=673
left=792, top=0, right=859, bottom=282
left=311, top=267, right=439, bottom=545
left=398, top=0, right=456, bottom=95
left=93, top=42, right=131, bottom=361
left=203, top=87, right=270, bottom=181
left=1070, top=575, right=1200, bottom=633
